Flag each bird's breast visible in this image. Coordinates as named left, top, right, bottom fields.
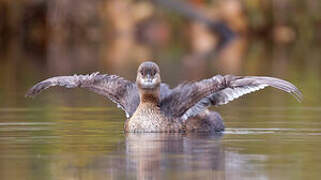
left=125, top=103, right=182, bottom=133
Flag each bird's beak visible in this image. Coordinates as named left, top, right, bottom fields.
left=142, top=74, right=154, bottom=89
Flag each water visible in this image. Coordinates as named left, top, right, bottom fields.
left=0, top=106, right=320, bottom=179
left=1, top=39, right=321, bottom=179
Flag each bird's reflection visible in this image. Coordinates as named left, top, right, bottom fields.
left=122, top=133, right=225, bottom=179
left=48, top=133, right=226, bottom=180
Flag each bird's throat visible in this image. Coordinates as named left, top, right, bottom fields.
left=139, top=88, right=160, bottom=105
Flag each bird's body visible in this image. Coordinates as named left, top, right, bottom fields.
left=26, top=61, right=302, bottom=133
left=125, top=102, right=184, bottom=133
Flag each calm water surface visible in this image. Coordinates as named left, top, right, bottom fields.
left=0, top=106, right=321, bottom=180
left=0, top=40, right=321, bottom=179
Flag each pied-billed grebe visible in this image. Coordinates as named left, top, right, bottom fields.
left=25, top=61, right=302, bottom=133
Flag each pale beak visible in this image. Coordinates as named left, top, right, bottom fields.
left=142, top=74, right=154, bottom=89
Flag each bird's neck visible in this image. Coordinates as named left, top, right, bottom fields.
left=139, top=88, right=160, bottom=105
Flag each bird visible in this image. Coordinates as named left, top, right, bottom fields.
left=25, top=61, right=302, bottom=133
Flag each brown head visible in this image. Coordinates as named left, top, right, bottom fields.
left=136, top=61, right=161, bottom=103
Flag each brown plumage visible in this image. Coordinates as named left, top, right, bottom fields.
left=26, top=61, right=302, bottom=133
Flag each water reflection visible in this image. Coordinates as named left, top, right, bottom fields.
left=123, top=133, right=224, bottom=180
left=1, top=106, right=321, bottom=179
left=27, top=133, right=226, bottom=180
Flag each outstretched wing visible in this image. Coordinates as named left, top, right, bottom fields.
left=181, top=75, right=303, bottom=120
left=25, top=72, right=139, bottom=118
left=160, top=75, right=227, bottom=118
left=159, top=83, right=172, bottom=100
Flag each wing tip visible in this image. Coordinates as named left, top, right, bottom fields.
left=291, top=89, right=303, bottom=103
left=257, top=76, right=303, bottom=103
left=24, top=81, right=52, bottom=98
left=24, top=91, right=34, bottom=98
left=25, top=87, right=39, bottom=98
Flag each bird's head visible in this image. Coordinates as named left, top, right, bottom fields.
left=136, top=61, right=161, bottom=91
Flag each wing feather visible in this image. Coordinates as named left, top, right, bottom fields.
left=26, top=73, right=173, bottom=118
left=25, top=72, right=139, bottom=118
left=180, top=76, right=302, bottom=121
left=160, top=75, right=227, bottom=118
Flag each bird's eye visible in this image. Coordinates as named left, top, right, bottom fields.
left=140, top=71, right=144, bottom=76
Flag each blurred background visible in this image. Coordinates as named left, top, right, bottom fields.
left=0, top=0, right=320, bottom=106
left=1, top=0, right=321, bottom=133
left=1, top=1, right=321, bottom=179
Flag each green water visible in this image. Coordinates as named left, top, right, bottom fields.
left=0, top=40, right=321, bottom=179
